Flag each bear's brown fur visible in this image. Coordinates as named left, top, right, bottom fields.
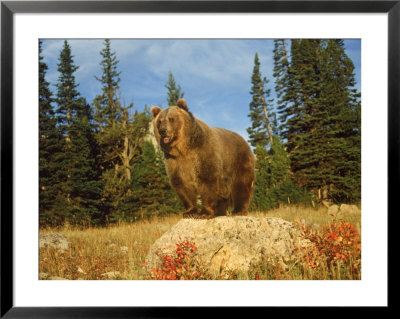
left=151, top=98, right=255, bottom=219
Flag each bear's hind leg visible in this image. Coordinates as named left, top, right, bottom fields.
left=197, top=188, right=219, bottom=219
left=231, top=180, right=253, bottom=216
left=215, top=198, right=229, bottom=217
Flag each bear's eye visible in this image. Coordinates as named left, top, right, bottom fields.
left=168, top=117, right=175, bottom=122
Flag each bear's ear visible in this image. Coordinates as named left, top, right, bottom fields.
left=150, top=106, right=161, bottom=118
left=176, top=98, right=188, bottom=112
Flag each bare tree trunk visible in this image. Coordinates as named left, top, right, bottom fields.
left=118, top=109, right=137, bottom=182
left=121, top=133, right=132, bottom=181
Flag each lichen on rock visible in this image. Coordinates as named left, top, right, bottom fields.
left=145, top=216, right=310, bottom=278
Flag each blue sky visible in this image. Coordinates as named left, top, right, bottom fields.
left=41, top=39, right=361, bottom=141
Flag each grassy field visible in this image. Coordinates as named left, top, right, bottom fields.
left=39, top=205, right=361, bottom=280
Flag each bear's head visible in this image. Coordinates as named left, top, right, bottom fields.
left=150, top=98, right=191, bottom=148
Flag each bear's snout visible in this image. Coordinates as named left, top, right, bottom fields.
left=158, top=127, right=167, bottom=137
left=158, top=127, right=172, bottom=144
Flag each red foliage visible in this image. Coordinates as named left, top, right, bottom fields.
left=150, top=239, right=199, bottom=280
left=294, top=220, right=361, bottom=272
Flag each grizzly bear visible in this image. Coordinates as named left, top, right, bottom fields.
left=151, top=98, right=255, bottom=219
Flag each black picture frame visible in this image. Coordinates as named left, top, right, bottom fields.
left=1, top=1, right=395, bottom=317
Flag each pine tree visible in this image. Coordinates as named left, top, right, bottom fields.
left=55, top=41, right=81, bottom=138
left=93, top=39, right=126, bottom=173
left=250, top=136, right=310, bottom=211
left=39, top=40, right=60, bottom=225
left=251, top=144, right=274, bottom=210
left=53, top=40, right=103, bottom=226
left=66, top=101, right=104, bottom=226
left=165, top=72, right=184, bottom=106
left=93, top=39, right=121, bottom=128
left=247, top=53, right=275, bottom=148
left=273, top=39, right=290, bottom=138
left=93, top=39, right=138, bottom=179
left=269, top=136, right=311, bottom=206
left=275, top=39, right=361, bottom=203
left=315, top=40, right=361, bottom=202
left=99, top=107, right=151, bottom=222
left=117, top=141, right=183, bottom=222
left=92, top=39, right=145, bottom=221
left=248, top=52, right=302, bottom=211
left=283, top=39, right=324, bottom=192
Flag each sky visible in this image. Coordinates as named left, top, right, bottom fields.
left=41, top=39, right=361, bottom=141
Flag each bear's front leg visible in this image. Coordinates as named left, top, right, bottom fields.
left=197, top=187, right=219, bottom=219
left=183, top=207, right=199, bottom=219
left=173, top=186, right=198, bottom=219
left=168, top=171, right=199, bottom=219
left=177, top=192, right=198, bottom=219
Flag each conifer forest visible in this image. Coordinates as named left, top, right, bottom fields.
left=39, top=39, right=361, bottom=227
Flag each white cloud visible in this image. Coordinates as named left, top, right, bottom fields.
left=39, top=38, right=360, bottom=139
left=142, top=39, right=268, bottom=88
left=41, top=39, right=275, bottom=97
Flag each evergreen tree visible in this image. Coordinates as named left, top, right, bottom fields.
left=269, top=136, right=311, bottom=206
left=55, top=41, right=81, bottom=137
left=273, top=39, right=290, bottom=138
left=93, top=39, right=121, bottom=128
left=282, top=39, right=323, bottom=193
left=315, top=40, right=361, bottom=202
left=117, top=141, right=183, bottom=222
left=93, top=39, right=127, bottom=174
left=93, top=39, right=138, bottom=178
left=66, top=101, right=104, bottom=226
left=250, top=136, right=310, bottom=211
left=92, top=39, right=144, bottom=221
left=165, top=72, right=184, bottom=106
left=274, top=39, right=361, bottom=203
left=100, top=108, right=151, bottom=222
left=53, top=40, right=103, bottom=226
left=39, top=40, right=60, bottom=225
left=251, top=144, right=274, bottom=210
left=247, top=53, right=275, bottom=148
left=248, top=52, right=302, bottom=211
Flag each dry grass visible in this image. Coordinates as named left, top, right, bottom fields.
left=39, top=206, right=361, bottom=280
left=252, top=205, right=361, bottom=234
left=40, top=214, right=181, bottom=280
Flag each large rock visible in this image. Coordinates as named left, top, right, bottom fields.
left=39, top=233, right=69, bottom=250
left=327, top=204, right=360, bottom=217
left=327, top=204, right=340, bottom=216
left=339, top=204, right=360, bottom=215
left=145, top=216, right=310, bottom=278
